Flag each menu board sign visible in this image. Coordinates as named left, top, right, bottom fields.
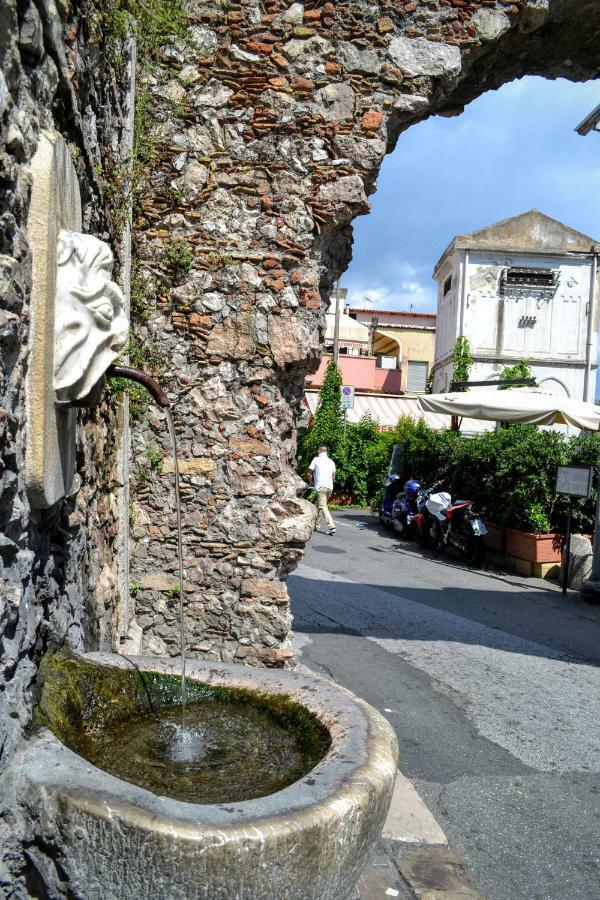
left=555, top=465, right=593, bottom=498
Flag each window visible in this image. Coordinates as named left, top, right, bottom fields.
left=500, top=267, right=556, bottom=296
left=406, top=360, right=428, bottom=393
left=443, top=274, right=452, bottom=296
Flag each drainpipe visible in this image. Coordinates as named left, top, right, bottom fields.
left=458, top=249, right=469, bottom=338
left=583, top=249, right=598, bottom=403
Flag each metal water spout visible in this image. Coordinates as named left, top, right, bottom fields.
left=107, top=364, right=171, bottom=408
left=108, top=363, right=187, bottom=724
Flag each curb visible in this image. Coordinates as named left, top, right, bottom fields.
left=355, top=769, right=484, bottom=899
left=383, top=772, right=447, bottom=846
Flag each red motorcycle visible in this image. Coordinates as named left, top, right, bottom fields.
left=412, top=480, right=487, bottom=567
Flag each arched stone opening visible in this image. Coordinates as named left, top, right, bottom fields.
left=130, top=0, right=600, bottom=666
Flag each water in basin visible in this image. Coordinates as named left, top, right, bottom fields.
left=37, top=651, right=331, bottom=805
left=80, top=700, right=325, bottom=804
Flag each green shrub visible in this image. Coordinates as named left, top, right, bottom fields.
left=298, top=383, right=600, bottom=534
left=499, top=360, right=533, bottom=389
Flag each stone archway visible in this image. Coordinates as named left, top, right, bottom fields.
left=130, top=0, right=600, bottom=666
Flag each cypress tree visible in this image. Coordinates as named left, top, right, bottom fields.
left=298, top=359, right=344, bottom=471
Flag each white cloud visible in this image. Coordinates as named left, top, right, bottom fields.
left=344, top=75, right=600, bottom=315
left=344, top=262, right=436, bottom=312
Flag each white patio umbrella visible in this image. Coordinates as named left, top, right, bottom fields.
left=418, top=388, right=600, bottom=431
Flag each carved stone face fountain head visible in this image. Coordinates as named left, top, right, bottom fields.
left=54, top=231, right=129, bottom=405
left=25, top=130, right=131, bottom=508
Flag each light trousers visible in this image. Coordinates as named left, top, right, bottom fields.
left=315, top=487, right=335, bottom=531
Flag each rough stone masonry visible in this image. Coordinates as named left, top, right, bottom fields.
left=129, top=0, right=600, bottom=666
left=0, top=0, right=129, bottom=882
left=1, top=0, right=600, bottom=892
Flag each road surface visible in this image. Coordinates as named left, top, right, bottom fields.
left=289, top=509, right=600, bottom=900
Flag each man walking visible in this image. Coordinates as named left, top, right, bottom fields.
left=307, top=445, right=336, bottom=535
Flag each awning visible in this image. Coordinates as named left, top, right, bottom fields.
left=418, top=389, right=600, bottom=431
left=304, top=391, right=491, bottom=432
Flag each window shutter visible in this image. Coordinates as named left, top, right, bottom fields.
left=407, top=361, right=428, bottom=392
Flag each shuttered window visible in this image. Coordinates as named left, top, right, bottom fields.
left=406, top=360, right=428, bottom=393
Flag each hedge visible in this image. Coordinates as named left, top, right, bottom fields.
left=299, top=413, right=600, bottom=535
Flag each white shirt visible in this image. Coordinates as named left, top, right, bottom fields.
left=309, top=453, right=336, bottom=490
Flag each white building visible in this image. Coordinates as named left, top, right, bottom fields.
left=431, top=210, right=599, bottom=401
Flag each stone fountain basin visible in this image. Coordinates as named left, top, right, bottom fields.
left=15, top=653, right=398, bottom=900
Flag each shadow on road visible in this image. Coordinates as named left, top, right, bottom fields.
left=291, top=571, right=600, bottom=668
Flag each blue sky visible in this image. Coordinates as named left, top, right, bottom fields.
left=344, top=77, right=600, bottom=312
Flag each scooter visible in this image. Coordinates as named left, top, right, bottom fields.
left=378, top=444, right=407, bottom=527
left=426, top=488, right=487, bottom=567
left=390, top=478, right=422, bottom=537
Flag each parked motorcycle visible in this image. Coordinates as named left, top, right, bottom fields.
left=378, top=444, right=407, bottom=527
left=426, top=486, right=487, bottom=567
left=410, top=480, right=444, bottom=548
left=410, top=480, right=487, bottom=566
left=390, top=478, right=422, bottom=537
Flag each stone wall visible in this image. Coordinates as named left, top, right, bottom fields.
left=0, top=0, right=127, bottom=885
left=129, top=0, right=600, bottom=666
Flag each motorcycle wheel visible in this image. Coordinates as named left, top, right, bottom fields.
left=460, top=533, right=485, bottom=567
left=430, top=520, right=443, bottom=551
left=413, top=519, right=431, bottom=547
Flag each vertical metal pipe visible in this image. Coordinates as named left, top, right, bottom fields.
left=333, top=279, right=341, bottom=364
left=590, top=469, right=600, bottom=582
left=458, top=249, right=469, bottom=338
left=562, top=501, right=572, bottom=594
left=582, top=467, right=600, bottom=598
left=584, top=250, right=598, bottom=403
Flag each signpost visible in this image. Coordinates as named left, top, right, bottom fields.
left=341, top=385, right=354, bottom=435
left=555, top=465, right=593, bottom=594
left=340, top=385, right=355, bottom=410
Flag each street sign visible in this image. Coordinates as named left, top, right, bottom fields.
left=340, top=385, right=355, bottom=410
left=555, top=465, right=593, bottom=498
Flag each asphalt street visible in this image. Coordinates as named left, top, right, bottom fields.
left=289, top=509, right=600, bottom=900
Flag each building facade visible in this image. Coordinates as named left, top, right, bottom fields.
left=431, top=211, right=599, bottom=400
left=338, top=307, right=436, bottom=394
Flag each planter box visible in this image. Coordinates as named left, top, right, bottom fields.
left=483, top=522, right=505, bottom=553
left=505, top=528, right=563, bottom=564
left=330, top=494, right=358, bottom=507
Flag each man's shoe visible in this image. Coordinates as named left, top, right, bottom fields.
left=328, top=528, right=336, bottom=535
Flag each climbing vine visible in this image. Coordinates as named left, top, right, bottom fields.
left=499, top=359, right=534, bottom=389
left=451, top=336, right=473, bottom=391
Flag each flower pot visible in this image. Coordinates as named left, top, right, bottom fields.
left=483, top=522, right=505, bottom=552
left=505, top=528, right=563, bottom=564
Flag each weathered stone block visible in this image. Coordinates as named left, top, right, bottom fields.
left=315, top=82, right=355, bottom=121
left=472, top=8, right=512, bottom=42
left=563, top=534, right=592, bottom=591
left=162, top=458, right=216, bottom=476
left=241, top=577, right=288, bottom=600
left=387, top=36, right=462, bottom=78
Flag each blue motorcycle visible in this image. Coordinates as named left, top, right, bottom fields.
left=378, top=444, right=407, bottom=527
left=390, top=478, right=422, bottom=537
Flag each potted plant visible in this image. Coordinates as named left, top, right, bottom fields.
left=504, top=503, right=563, bottom=564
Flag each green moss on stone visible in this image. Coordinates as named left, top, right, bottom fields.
left=36, top=650, right=331, bottom=762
